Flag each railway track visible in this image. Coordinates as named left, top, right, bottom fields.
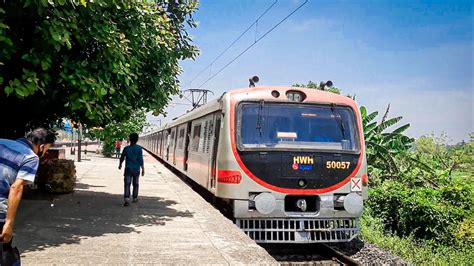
left=262, top=243, right=359, bottom=265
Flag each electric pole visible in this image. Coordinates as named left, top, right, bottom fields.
left=181, top=89, right=214, bottom=109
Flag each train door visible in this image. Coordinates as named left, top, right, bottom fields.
left=209, top=114, right=221, bottom=191
left=163, top=132, right=166, bottom=159
left=149, top=134, right=152, bottom=152
left=170, top=127, right=177, bottom=165
left=175, top=125, right=186, bottom=170
left=160, top=131, right=164, bottom=157
left=157, top=133, right=160, bottom=155
left=183, top=122, right=192, bottom=171
left=201, top=118, right=211, bottom=188
left=165, top=129, right=171, bottom=161
left=158, top=132, right=162, bottom=157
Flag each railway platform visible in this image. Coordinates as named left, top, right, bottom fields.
left=14, top=149, right=276, bottom=264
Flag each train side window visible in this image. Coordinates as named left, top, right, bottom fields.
left=178, top=128, right=185, bottom=149
left=192, top=124, right=201, bottom=152
left=201, top=120, right=209, bottom=153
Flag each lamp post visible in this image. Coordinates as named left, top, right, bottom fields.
left=77, top=124, right=82, bottom=162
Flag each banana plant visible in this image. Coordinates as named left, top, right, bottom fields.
left=360, top=104, right=413, bottom=174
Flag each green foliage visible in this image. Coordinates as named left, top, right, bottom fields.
left=360, top=104, right=413, bottom=179
left=293, top=80, right=341, bottom=94
left=368, top=177, right=473, bottom=245
left=360, top=102, right=473, bottom=262
left=0, top=0, right=198, bottom=137
left=90, top=109, right=149, bottom=157
left=361, top=211, right=474, bottom=265
left=365, top=132, right=473, bottom=263
left=457, top=216, right=474, bottom=243
left=414, top=133, right=473, bottom=178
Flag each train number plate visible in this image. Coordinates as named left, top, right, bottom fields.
left=326, top=161, right=351, bottom=169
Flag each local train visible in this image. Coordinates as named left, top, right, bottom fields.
left=140, top=84, right=367, bottom=243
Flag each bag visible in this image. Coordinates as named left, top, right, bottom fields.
left=1, top=243, right=20, bottom=266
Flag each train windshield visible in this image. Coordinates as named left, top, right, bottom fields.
left=238, top=102, right=360, bottom=152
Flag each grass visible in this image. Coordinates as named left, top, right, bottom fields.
left=360, top=212, right=474, bottom=265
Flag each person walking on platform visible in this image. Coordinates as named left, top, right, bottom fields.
left=114, top=139, right=122, bottom=158
left=0, top=128, right=56, bottom=248
left=118, top=133, right=144, bottom=206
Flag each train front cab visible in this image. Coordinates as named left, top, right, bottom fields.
left=215, top=87, right=368, bottom=243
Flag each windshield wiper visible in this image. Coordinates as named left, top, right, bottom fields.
left=331, top=104, right=346, bottom=139
left=256, top=100, right=264, bottom=137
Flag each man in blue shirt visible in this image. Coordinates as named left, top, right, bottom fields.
left=0, top=128, right=56, bottom=244
left=119, top=133, right=144, bottom=206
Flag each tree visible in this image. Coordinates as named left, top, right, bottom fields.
left=414, top=133, right=473, bottom=178
left=360, top=104, right=413, bottom=177
left=89, top=109, right=149, bottom=157
left=0, top=0, right=198, bottom=138
left=293, top=80, right=341, bottom=94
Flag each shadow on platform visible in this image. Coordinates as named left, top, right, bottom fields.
left=15, top=189, right=193, bottom=253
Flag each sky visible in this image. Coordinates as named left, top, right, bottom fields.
left=149, top=0, right=473, bottom=143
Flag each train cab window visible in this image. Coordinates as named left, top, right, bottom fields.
left=192, top=124, right=201, bottom=152
left=238, top=103, right=360, bottom=152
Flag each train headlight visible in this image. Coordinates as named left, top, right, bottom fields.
left=254, top=192, right=276, bottom=215
left=296, top=199, right=307, bottom=211
left=343, top=193, right=363, bottom=215
left=298, top=179, right=307, bottom=188
left=286, top=90, right=306, bottom=102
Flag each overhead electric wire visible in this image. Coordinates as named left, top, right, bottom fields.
left=170, top=102, right=192, bottom=106
left=197, top=0, right=308, bottom=89
left=184, top=0, right=278, bottom=88
left=179, top=93, right=193, bottom=105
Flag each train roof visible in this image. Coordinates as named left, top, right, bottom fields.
left=142, top=86, right=358, bottom=136
left=228, top=86, right=357, bottom=107
left=142, top=95, right=222, bottom=136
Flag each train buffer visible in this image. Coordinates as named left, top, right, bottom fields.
left=14, top=150, right=276, bottom=264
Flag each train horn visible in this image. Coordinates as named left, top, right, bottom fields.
left=249, top=76, right=260, bottom=88
left=319, top=80, right=333, bottom=91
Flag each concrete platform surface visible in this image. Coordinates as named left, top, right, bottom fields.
left=14, top=150, right=276, bottom=265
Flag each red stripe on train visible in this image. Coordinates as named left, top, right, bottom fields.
left=217, top=170, right=242, bottom=184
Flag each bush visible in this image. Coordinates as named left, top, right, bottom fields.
left=368, top=175, right=473, bottom=246
left=456, top=216, right=474, bottom=243
left=102, top=140, right=115, bottom=157
left=361, top=211, right=474, bottom=265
